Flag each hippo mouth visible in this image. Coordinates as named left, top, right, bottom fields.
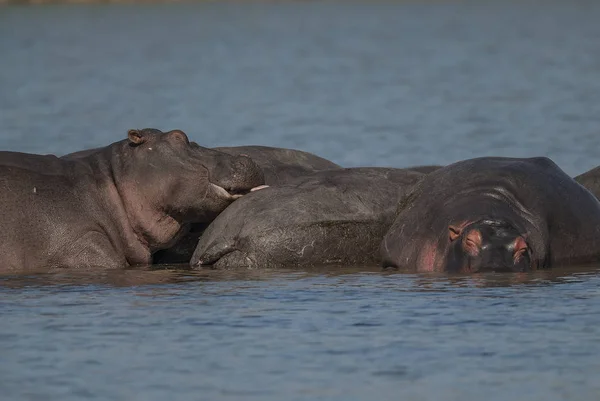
left=210, top=183, right=268, bottom=200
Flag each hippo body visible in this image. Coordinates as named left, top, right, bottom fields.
left=153, top=145, right=340, bottom=264
left=381, top=157, right=600, bottom=273
left=574, top=166, right=600, bottom=200
left=0, top=129, right=264, bottom=273
left=190, top=168, right=424, bottom=269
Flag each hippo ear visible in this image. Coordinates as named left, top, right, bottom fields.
left=128, top=129, right=146, bottom=146
left=449, top=225, right=461, bottom=241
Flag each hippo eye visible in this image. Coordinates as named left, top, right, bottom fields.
left=169, top=130, right=190, bottom=144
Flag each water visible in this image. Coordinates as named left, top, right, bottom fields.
left=2, top=0, right=600, bottom=399
left=2, top=268, right=600, bottom=400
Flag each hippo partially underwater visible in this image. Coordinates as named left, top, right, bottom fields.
left=381, top=157, right=600, bottom=273
left=190, top=168, right=424, bottom=269
left=151, top=146, right=442, bottom=265
left=153, top=145, right=341, bottom=264
left=0, top=129, right=264, bottom=272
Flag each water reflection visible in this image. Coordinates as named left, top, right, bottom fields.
left=2, top=264, right=599, bottom=291
left=0, top=266, right=301, bottom=289
left=407, top=265, right=600, bottom=289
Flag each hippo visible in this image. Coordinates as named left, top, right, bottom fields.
left=190, top=168, right=424, bottom=269
left=380, top=157, right=600, bottom=273
left=0, top=128, right=264, bottom=273
left=574, top=166, right=600, bottom=200
left=152, top=145, right=340, bottom=264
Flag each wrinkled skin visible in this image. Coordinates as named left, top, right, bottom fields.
left=153, top=145, right=341, bottom=264
left=381, top=157, right=600, bottom=273
left=0, top=128, right=264, bottom=273
left=190, top=168, right=424, bottom=269
left=574, top=166, right=600, bottom=200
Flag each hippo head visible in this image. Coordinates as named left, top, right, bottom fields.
left=121, top=128, right=265, bottom=223
left=445, top=220, right=531, bottom=273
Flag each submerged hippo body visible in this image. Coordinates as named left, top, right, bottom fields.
left=574, top=166, right=600, bottom=200
left=190, top=168, right=424, bottom=269
left=213, top=145, right=341, bottom=184
left=153, top=145, right=340, bottom=264
left=0, top=129, right=264, bottom=273
left=381, top=157, right=600, bottom=273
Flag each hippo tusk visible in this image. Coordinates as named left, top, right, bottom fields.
left=231, top=185, right=269, bottom=199
left=210, top=183, right=233, bottom=199
left=210, top=183, right=269, bottom=200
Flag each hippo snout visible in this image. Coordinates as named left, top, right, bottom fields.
left=211, top=155, right=265, bottom=196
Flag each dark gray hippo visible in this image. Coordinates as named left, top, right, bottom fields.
left=574, top=166, right=600, bottom=200
left=214, top=145, right=341, bottom=184
left=0, top=129, right=264, bottom=273
left=152, top=145, right=340, bottom=264
left=381, top=157, right=600, bottom=273
left=190, top=168, right=424, bottom=269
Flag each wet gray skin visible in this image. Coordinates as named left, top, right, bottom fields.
left=190, top=168, right=424, bottom=269
left=0, top=129, right=264, bottom=273
left=381, top=157, right=600, bottom=273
